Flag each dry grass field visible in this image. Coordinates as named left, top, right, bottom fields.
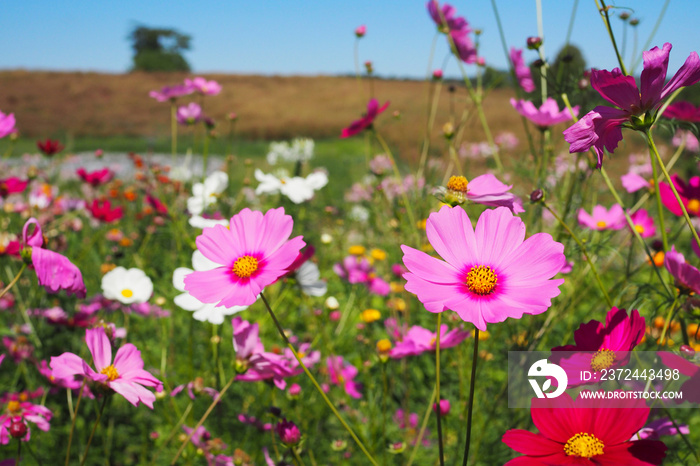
left=0, top=71, right=528, bottom=160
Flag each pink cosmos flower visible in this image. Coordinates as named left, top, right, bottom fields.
left=232, top=316, right=295, bottom=390
left=659, top=352, right=700, bottom=404
left=2, top=336, right=33, bottom=363
left=510, top=48, right=535, bottom=93
left=659, top=174, right=700, bottom=217
left=276, top=418, right=301, bottom=446
left=283, top=343, right=320, bottom=370
left=672, top=129, right=700, bottom=152
left=355, top=25, right=366, bottom=37
left=551, top=307, right=645, bottom=386
left=629, top=209, right=656, bottom=238
left=76, top=167, right=113, bottom=186
left=0, top=111, right=16, bottom=139
left=22, top=218, right=86, bottom=298
left=426, top=1, right=468, bottom=32
left=664, top=245, right=700, bottom=294
left=563, top=43, right=700, bottom=168
left=451, top=29, right=478, bottom=64
left=0, top=396, right=52, bottom=444
left=635, top=418, right=690, bottom=440
left=502, top=391, right=667, bottom=465
left=327, top=356, right=362, bottom=399
left=145, top=194, right=168, bottom=215
left=176, top=102, right=203, bottom=125
left=401, top=206, right=565, bottom=331
left=444, top=174, right=525, bottom=214
left=0, top=177, right=28, bottom=198
left=621, top=172, right=652, bottom=193
left=394, top=409, right=430, bottom=446
left=663, top=101, right=700, bottom=122
left=89, top=199, right=123, bottom=222
left=149, top=84, right=193, bottom=102
left=32, top=306, right=97, bottom=328
left=577, top=204, right=626, bottom=231
left=333, top=255, right=390, bottom=296
left=50, top=327, right=162, bottom=409
left=184, top=207, right=305, bottom=307
left=185, top=77, right=222, bottom=96
left=340, top=99, right=390, bottom=138
left=510, top=98, right=579, bottom=128
left=170, top=377, right=219, bottom=400
left=37, top=360, right=84, bottom=392
left=389, top=324, right=469, bottom=359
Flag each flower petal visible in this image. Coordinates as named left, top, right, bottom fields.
left=86, top=327, right=111, bottom=372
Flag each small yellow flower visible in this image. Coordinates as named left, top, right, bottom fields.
left=417, top=219, right=427, bottom=230
left=101, top=263, right=117, bottom=275
left=390, top=282, right=404, bottom=293
left=361, top=309, right=381, bottom=323
left=478, top=330, right=490, bottom=341
left=376, top=339, right=392, bottom=353
left=389, top=298, right=406, bottom=312
left=370, top=248, right=387, bottom=261
left=348, top=245, right=366, bottom=256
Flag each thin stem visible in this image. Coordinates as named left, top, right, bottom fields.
left=418, top=75, right=443, bottom=180
left=0, top=263, right=26, bottom=300
left=657, top=297, right=679, bottom=348
left=435, top=313, right=444, bottom=466
left=536, top=0, right=547, bottom=103
left=542, top=202, right=614, bottom=307
left=647, top=130, right=700, bottom=249
left=170, top=101, right=177, bottom=165
left=292, top=448, right=306, bottom=466
left=630, top=0, right=671, bottom=73
left=598, top=0, right=628, bottom=75
left=260, top=293, right=378, bottom=466
left=149, top=401, right=193, bottom=466
left=461, top=327, right=480, bottom=466
left=171, top=376, right=234, bottom=465
left=16, top=438, right=21, bottom=465
left=648, top=135, right=669, bottom=251
left=79, top=396, right=108, bottom=466
left=405, top=385, right=437, bottom=466
left=65, top=381, right=86, bottom=466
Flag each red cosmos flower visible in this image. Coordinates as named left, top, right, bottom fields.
left=659, top=174, right=700, bottom=217
left=89, top=199, right=123, bottom=222
left=340, top=99, right=390, bottom=138
left=76, top=168, right=114, bottom=187
left=0, top=177, right=28, bottom=198
left=36, top=139, right=64, bottom=156
left=502, top=392, right=667, bottom=465
left=146, top=194, right=168, bottom=215
left=663, top=101, right=700, bottom=122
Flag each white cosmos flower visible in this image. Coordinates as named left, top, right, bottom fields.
left=173, top=250, right=248, bottom=324
left=254, top=169, right=328, bottom=204
left=187, top=171, right=229, bottom=215
left=102, top=267, right=153, bottom=304
left=295, top=261, right=327, bottom=297
left=188, top=215, right=229, bottom=229
left=266, top=138, right=314, bottom=165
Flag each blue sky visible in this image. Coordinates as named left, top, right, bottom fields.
left=1, top=1, right=698, bottom=78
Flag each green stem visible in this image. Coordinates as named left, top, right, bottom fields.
left=435, top=313, right=444, bottom=466
left=405, top=385, right=437, bottom=466
left=79, top=396, right=108, bottom=466
left=65, top=381, right=86, bottom=466
left=417, top=75, right=443, bottom=180
left=170, top=101, right=177, bottom=165
left=292, top=448, right=306, bottom=466
left=0, top=263, right=26, bottom=300
left=647, top=135, right=669, bottom=251
left=149, top=401, right=194, bottom=466
left=646, top=130, right=700, bottom=250
left=536, top=0, right=547, bottom=103
left=657, top=297, right=679, bottom=348
left=461, top=327, right=480, bottom=466
left=260, top=293, right=379, bottom=466
left=629, top=0, right=671, bottom=73
left=542, top=202, right=614, bottom=307
left=598, top=0, right=628, bottom=75
left=171, top=376, right=235, bottom=465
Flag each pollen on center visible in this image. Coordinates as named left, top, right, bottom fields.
left=121, top=289, right=134, bottom=298
left=446, top=175, right=469, bottom=193
left=466, top=265, right=498, bottom=295
left=233, top=255, right=259, bottom=278
left=590, top=348, right=615, bottom=372
left=100, top=364, right=120, bottom=382
left=596, top=220, right=607, bottom=229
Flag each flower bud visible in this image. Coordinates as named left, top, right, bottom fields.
left=276, top=418, right=301, bottom=446
left=433, top=399, right=451, bottom=416
left=619, top=11, right=630, bottom=20
left=432, top=69, right=443, bottom=80
left=9, top=418, right=27, bottom=438
left=529, top=189, right=544, bottom=203
left=355, top=25, right=366, bottom=38
left=629, top=18, right=639, bottom=26
left=526, top=36, right=542, bottom=50
left=680, top=345, right=695, bottom=357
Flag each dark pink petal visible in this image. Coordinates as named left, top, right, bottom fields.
left=22, top=218, right=43, bottom=247
left=601, top=441, right=667, bottom=465
left=658, top=351, right=698, bottom=377
left=30, top=248, right=86, bottom=298
left=640, top=43, right=671, bottom=109
left=86, top=327, right=111, bottom=372
left=530, top=394, right=578, bottom=443
left=184, top=267, right=236, bottom=305
left=661, top=51, right=700, bottom=101
left=590, top=68, right=640, bottom=111
left=502, top=429, right=562, bottom=456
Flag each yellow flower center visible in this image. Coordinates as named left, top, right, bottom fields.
left=446, top=176, right=469, bottom=193
left=361, top=309, right=381, bottom=323
left=634, top=224, right=645, bottom=234
left=590, top=349, right=616, bottom=372
left=233, top=255, right=258, bottom=278
left=688, top=199, right=700, bottom=214
left=466, top=265, right=497, bottom=295
left=596, top=220, right=607, bottom=229
left=564, top=433, right=605, bottom=458
left=377, top=339, right=392, bottom=353
left=121, top=289, right=134, bottom=298
left=6, top=401, right=21, bottom=414
left=100, top=365, right=119, bottom=381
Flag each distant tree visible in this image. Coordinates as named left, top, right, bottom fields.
left=529, top=44, right=587, bottom=104
left=481, top=66, right=511, bottom=89
left=129, top=25, right=191, bottom=72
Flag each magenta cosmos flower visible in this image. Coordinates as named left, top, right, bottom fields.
left=663, top=101, right=700, bottom=122
left=510, top=98, right=579, bottom=128
left=149, top=84, right=193, bottom=102
left=389, top=324, right=469, bottom=359
left=401, top=206, right=565, bottom=331
left=510, top=48, right=535, bottom=93
left=502, top=391, right=667, bottom=465
left=185, top=77, right=222, bottom=96
left=426, top=1, right=477, bottom=64
left=76, top=167, right=113, bottom=186
left=629, top=209, right=656, bottom=238
left=550, top=307, right=645, bottom=386
left=564, top=43, right=700, bottom=168
left=0, top=177, right=28, bottom=198
left=184, top=208, right=305, bottom=307
left=659, top=352, right=700, bottom=404
left=176, top=102, right=202, bottom=125
left=50, top=327, right=162, bottom=409
left=354, top=25, right=366, bottom=38
left=327, top=356, right=362, bottom=399
left=442, top=174, right=525, bottom=213
left=577, top=204, right=625, bottom=231
left=0, top=396, right=52, bottom=444
left=340, top=98, right=389, bottom=138
left=659, top=174, right=700, bottom=217
left=0, top=111, right=16, bottom=139
left=664, top=246, right=700, bottom=295
left=22, top=218, right=86, bottom=298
